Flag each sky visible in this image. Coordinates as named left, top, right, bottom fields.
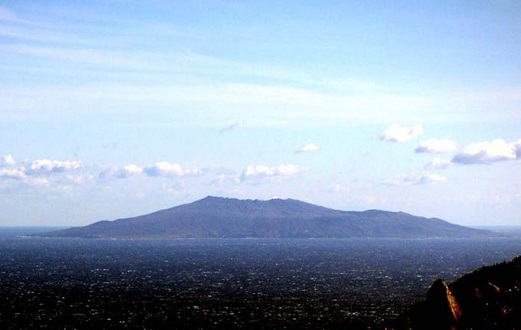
left=0, top=1, right=520, bottom=227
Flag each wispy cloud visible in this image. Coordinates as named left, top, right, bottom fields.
left=99, top=164, right=143, bottom=179
left=0, top=6, right=19, bottom=22
left=0, top=8, right=438, bottom=127
left=0, top=44, right=159, bottom=69
left=1, top=81, right=435, bottom=127
left=387, top=172, right=447, bottom=185
left=380, top=124, right=424, bottom=143
left=424, top=157, right=452, bottom=170
left=2, top=3, right=520, bottom=131
left=452, top=138, right=521, bottom=165
left=296, top=143, right=320, bottom=153
left=1, top=154, right=16, bottom=166
left=415, top=139, right=457, bottom=153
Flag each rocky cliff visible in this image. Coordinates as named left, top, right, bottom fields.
left=394, top=255, right=521, bottom=329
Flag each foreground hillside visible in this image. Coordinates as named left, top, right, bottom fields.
left=393, top=255, right=521, bottom=329
left=38, top=196, right=489, bottom=239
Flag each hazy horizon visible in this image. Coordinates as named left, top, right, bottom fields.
left=1, top=1, right=520, bottom=227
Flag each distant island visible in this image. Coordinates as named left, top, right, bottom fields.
left=37, top=196, right=490, bottom=239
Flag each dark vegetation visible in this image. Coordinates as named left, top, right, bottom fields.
left=394, top=254, right=521, bottom=329
left=38, top=196, right=490, bottom=238
left=1, top=236, right=521, bottom=329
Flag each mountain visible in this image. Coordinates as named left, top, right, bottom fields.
left=393, top=255, right=521, bottom=329
left=37, top=196, right=490, bottom=239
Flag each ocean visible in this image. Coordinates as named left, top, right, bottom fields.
left=1, top=228, right=520, bottom=329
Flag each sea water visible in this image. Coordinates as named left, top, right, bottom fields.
left=1, top=228, right=520, bottom=328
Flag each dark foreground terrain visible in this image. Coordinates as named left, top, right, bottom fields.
left=394, top=254, right=521, bottom=329
left=1, top=233, right=521, bottom=329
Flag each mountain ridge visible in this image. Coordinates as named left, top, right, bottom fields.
left=36, top=196, right=490, bottom=239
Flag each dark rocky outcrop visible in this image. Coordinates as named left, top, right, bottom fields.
left=393, top=255, right=521, bottom=329
left=35, top=196, right=491, bottom=239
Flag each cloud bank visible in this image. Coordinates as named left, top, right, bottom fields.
left=0, top=168, right=26, bottom=181
left=143, top=162, right=200, bottom=177
left=25, top=159, right=81, bottom=175
left=0, top=157, right=308, bottom=188
left=0, top=156, right=82, bottom=186
left=452, top=139, right=521, bottom=164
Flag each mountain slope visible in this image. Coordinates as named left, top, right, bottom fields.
left=393, top=255, right=521, bottom=329
left=38, top=196, right=489, bottom=239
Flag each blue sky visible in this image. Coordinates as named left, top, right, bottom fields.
left=1, top=1, right=520, bottom=226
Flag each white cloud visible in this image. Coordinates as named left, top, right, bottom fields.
left=98, top=162, right=202, bottom=181
left=415, top=139, right=457, bottom=153
left=99, top=164, right=143, bottom=179
left=0, top=168, right=49, bottom=186
left=1, top=154, right=16, bottom=166
left=0, top=157, right=84, bottom=186
left=241, top=164, right=305, bottom=181
left=515, top=139, right=521, bottom=158
left=388, top=172, right=447, bottom=185
left=296, top=143, right=320, bottom=153
left=407, top=172, right=447, bottom=185
left=452, top=139, right=520, bottom=164
left=332, top=184, right=351, bottom=194
left=425, top=157, right=452, bottom=170
left=25, top=159, right=81, bottom=175
left=0, top=168, right=26, bottom=180
left=380, top=124, right=424, bottom=143
left=118, top=164, right=143, bottom=177
left=65, top=174, right=95, bottom=185
left=143, top=161, right=199, bottom=177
